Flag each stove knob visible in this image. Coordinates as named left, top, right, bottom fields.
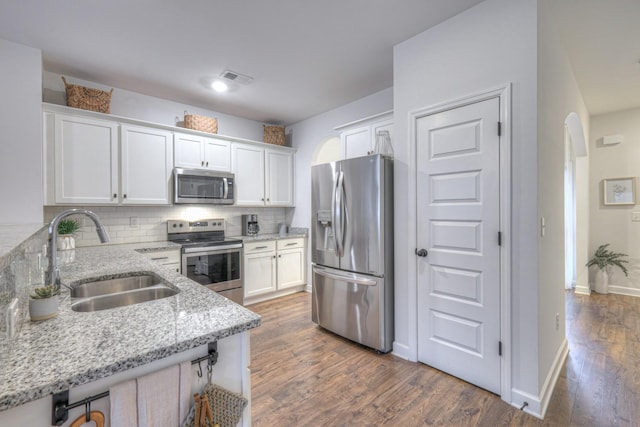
left=179, top=224, right=184, bottom=227
left=172, top=224, right=177, bottom=228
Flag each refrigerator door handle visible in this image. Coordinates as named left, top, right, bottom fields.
left=333, top=171, right=345, bottom=257
left=314, top=266, right=377, bottom=286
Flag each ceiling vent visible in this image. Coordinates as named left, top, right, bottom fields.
left=220, top=70, right=254, bottom=85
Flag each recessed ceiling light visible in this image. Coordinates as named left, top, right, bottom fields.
left=211, top=80, right=228, bottom=92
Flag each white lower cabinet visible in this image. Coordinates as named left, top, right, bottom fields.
left=244, top=238, right=306, bottom=304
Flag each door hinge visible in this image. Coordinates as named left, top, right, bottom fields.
left=498, top=231, right=502, bottom=246
left=499, top=341, right=502, bottom=356
left=498, top=121, right=502, bottom=136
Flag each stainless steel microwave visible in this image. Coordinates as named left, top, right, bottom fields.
left=174, top=168, right=235, bottom=204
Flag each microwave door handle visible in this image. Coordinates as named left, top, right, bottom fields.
left=223, top=177, right=229, bottom=199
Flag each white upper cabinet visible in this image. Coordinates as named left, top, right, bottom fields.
left=53, top=114, right=119, bottom=204
left=120, top=125, right=173, bottom=205
left=336, top=111, right=393, bottom=159
left=265, top=149, right=294, bottom=206
left=174, top=132, right=231, bottom=172
left=232, top=143, right=295, bottom=207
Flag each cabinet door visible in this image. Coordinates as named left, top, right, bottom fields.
left=244, top=252, right=277, bottom=297
left=203, top=138, right=231, bottom=171
left=232, top=143, right=265, bottom=206
left=265, top=149, right=294, bottom=206
left=341, top=126, right=371, bottom=159
left=54, top=114, right=118, bottom=204
left=277, top=248, right=305, bottom=289
left=120, top=125, right=173, bottom=205
left=174, top=133, right=204, bottom=168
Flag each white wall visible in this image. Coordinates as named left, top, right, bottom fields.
left=537, top=0, right=589, bottom=413
left=42, top=71, right=265, bottom=142
left=0, top=39, right=43, bottom=224
left=287, top=88, right=393, bottom=287
left=589, top=107, right=640, bottom=296
left=394, top=0, right=540, bottom=413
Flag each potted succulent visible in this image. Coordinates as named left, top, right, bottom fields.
left=586, top=243, right=629, bottom=294
left=29, top=285, right=60, bottom=321
left=57, top=218, right=80, bottom=250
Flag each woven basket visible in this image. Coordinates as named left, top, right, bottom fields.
left=185, top=111, right=218, bottom=134
left=61, top=76, right=113, bottom=113
left=263, top=125, right=286, bottom=146
left=183, top=384, right=247, bottom=427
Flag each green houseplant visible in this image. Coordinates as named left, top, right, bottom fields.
left=586, top=244, right=628, bottom=294
left=56, top=218, right=80, bottom=251
left=29, top=285, right=61, bottom=321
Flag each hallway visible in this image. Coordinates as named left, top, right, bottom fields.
left=249, top=291, right=640, bottom=426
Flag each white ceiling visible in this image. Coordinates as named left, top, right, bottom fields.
left=0, top=0, right=638, bottom=124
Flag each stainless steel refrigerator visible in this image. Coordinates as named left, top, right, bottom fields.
left=311, top=154, right=393, bottom=353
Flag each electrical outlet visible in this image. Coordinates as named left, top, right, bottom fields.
left=130, top=216, right=139, bottom=228
left=555, top=313, right=560, bottom=331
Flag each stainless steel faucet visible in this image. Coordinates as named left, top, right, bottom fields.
left=46, top=209, right=110, bottom=290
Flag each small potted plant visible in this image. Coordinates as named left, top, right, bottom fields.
left=586, top=243, right=628, bottom=294
left=29, top=285, right=60, bottom=321
left=57, top=218, right=80, bottom=250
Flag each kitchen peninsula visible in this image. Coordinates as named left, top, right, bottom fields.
left=0, top=237, right=260, bottom=426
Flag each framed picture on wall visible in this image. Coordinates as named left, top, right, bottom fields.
left=603, top=177, right=636, bottom=205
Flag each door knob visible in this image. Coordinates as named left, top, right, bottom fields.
left=415, top=248, right=428, bottom=257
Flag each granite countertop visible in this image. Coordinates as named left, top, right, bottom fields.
left=0, top=245, right=261, bottom=412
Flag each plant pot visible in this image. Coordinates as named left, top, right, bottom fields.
left=594, top=269, right=609, bottom=294
left=57, top=235, right=75, bottom=251
left=29, top=296, right=59, bottom=321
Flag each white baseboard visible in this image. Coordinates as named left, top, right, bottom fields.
left=607, top=286, right=640, bottom=297
left=539, top=338, right=569, bottom=418
left=574, top=282, right=591, bottom=295
left=392, top=341, right=410, bottom=360
left=510, top=338, right=568, bottom=419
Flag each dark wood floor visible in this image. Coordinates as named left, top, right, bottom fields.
left=248, top=291, right=640, bottom=426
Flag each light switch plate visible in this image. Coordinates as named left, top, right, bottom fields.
left=632, top=212, right=640, bottom=222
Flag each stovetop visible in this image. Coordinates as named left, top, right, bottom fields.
left=167, top=218, right=242, bottom=248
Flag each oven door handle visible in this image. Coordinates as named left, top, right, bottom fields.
left=183, top=243, right=243, bottom=254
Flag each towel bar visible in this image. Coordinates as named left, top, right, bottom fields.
left=51, top=342, right=219, bottom=425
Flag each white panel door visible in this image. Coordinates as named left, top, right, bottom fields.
left=120, top=125, right=173, bottom=205
left=54, top=114, right=118, bottom=204
left=203, top=138, right=231, bottom=171
left=416, top=97, right=501, bottom=394
left=232, top=144, right=265, bottom=206
left=174, top=132, right=204, bottom=168
left=265, top=149, right=294, bottom=206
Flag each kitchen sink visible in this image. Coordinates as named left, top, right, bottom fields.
left=70, top=272, right=180, bottom=312
left=71, top=273, right=165, bottom=298
left=71, top=286, right=179, bottom=312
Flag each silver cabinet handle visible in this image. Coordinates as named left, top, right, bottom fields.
left=206, top=161, right=209, bottom=167
left=255, top=246, right=268, bottom=250
left=151, top=256, right=169, bottom=261
left=201, top=161, right=204, bottom=166
left=285, top=242, right=297, bottom=246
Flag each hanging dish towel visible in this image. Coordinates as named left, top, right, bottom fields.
left=137, top=364, right=180, bottom=427
left=110, top=380, right=137, bottom=426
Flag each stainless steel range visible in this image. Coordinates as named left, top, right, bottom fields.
left=167, top=219, right=244, bottom=305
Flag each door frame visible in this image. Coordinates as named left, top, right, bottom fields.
left=407, top=83, right=512, bottom=401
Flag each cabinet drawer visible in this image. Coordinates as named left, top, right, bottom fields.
left=244, top=240, right=276, bottom=254
left=142, top=249, right=181, bottom=264
left=277, top=238, right=305, bottom=251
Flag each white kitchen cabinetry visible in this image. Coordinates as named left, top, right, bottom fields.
left=232, top=143, right=294, bottom=207
left=243, top=240, right=277, bottom=297
left=44, top=110, right=174, bottom=205
left=140, top=248, right=181, bottom=273
left=174, top=132, right=231, bottom=172
left=336, top=111, right=393, bottom=159
left=276, top=238, right=306, bottom=289
left=52, top=113, right=119, bottom=204
left=244, top=237, right=306, bottom=304
left=120, top=125, right=173, bottom=205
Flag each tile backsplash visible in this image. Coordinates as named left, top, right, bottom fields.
left=43, top=206, right=289, bottom=247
